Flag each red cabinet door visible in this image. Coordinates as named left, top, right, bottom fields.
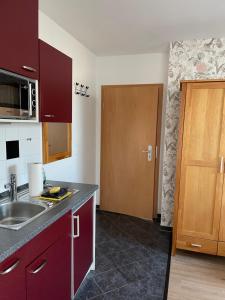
left=73, top=197, right=93, bottom=295
left=26, top=235, right=71, bottom=300
left=39, top=40, right=72, bottom=123
left=0, top=0, right=39, bottom=79
left=0, top=247, right=27, bottom=300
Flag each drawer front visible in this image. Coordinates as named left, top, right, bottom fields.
left=176, top=235, right=218, bottom=255
left=218, top=242, right=225, bottom=257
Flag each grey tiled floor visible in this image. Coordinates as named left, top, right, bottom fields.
left=74, top=211, right=171, bottom=300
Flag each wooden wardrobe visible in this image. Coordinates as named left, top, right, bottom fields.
left=173, top=80, right=225, bottom=256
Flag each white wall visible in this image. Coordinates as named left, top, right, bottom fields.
left=0, top=124, right=42, bottom=192
left=96, top=53, right=169, bottom=209
left=39, top=11, right=97, bottom=185
left=0, top=12, right=97, bottom=193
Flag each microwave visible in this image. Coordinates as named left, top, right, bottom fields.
left=0, top=69, right=38, bottom=122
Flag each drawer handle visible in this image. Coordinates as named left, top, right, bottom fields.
left=22, top=65, right=37, bottom=72
left=73, top=215, right=80, bottom=238
left=0, top=259, right=20, bottom=275
left=30, top=260, right=47, bottom=274
left=191, top=243, right=202, bottom=248
left=220, top=156, right=224, bottom=173
left=44, top=114, right=55, bottom=118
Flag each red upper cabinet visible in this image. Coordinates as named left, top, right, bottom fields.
left=0, top=0, right=39, bottom=79
left=39, top=40, right=72, bottom=123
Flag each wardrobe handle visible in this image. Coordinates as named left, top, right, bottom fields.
left=220, top=156, right=224, bottom=173
left=191, top=243, right=202, bottom=248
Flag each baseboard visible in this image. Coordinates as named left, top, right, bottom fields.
left=160, top=225, right=172, bottom=232
left=153, top=213, right=161, bottom=223
left=163, top=234, right=172, bottom=300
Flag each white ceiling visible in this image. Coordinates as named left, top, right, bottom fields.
left=39, top=0, right=225, bottom=56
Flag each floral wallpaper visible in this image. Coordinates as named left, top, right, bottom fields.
left=161, top=38, right=225, bottom=227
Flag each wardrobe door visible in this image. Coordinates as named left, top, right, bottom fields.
left=219, top=187, right=225, bottom=242
left=177, top=82, right=225, bottom=243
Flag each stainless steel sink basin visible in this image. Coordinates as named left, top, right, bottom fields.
left=0, top=201, right=48, bottom=230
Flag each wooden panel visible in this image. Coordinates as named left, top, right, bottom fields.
left=168, top=250, right=225, bottom=300
left=217, top=242, right=225, bottom=256
left=42, top=123, right=72, bottom=164
left=172, top=83, right=188, bottom=255
left=179, top=166, right=220, bottom=238
left=183, top=87, right=224, bottom=162
left=101, top=84, right=162, bottom=220
left=219, top=191, right=225, bottom=241
left=153, top=85, right=163, bottom=217
left=176, top=236, right=218, bottom=255
left=177, top=82, right=225, bottom=241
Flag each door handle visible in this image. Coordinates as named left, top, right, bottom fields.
left=0, top=259, right=20, bottom=275
left=44, top=114, right=55, bottom=118
left=73, top=215, right=80, bottom=238
left=142, top=145, right=153, bottom=161
left=220, top=156, right=224, bottom=173
left=29, top=260, right=47, bottom=274
left=22, top=65, right=37, bottom=72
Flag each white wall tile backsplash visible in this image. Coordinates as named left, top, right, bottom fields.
left=0, top=123, right=42, bottom=193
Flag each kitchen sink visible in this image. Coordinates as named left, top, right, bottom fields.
left=0, top=201, right=49, bottom=230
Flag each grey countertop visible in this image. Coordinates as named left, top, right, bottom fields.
left=0, top=181, right=98, bottom=263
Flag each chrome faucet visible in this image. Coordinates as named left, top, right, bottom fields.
left=4, top=174, right=17, bottom=202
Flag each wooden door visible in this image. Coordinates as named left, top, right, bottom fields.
left=26, top=235, right=71, bottom=300
left=39, top=40, right=72, bottom=123
left=0, top=0, right=38, bottom=79
left=100, top=84, right=162, bottom=220
left=177, top=82, right=225, bottom=241
left=73, top=198, right=93, bottom=295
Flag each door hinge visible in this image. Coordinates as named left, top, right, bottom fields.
left=155, top=146, right=158, bottom=159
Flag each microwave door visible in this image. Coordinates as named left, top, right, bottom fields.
left=20, top=80, right=29, bottom=118
left=0, top=84, right=20, bottom=118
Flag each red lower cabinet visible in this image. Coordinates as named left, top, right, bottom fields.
left=73, top=197, right=93, bottom=295
left=0, top=211, right=71, bottom=300
left=0, top=247, right=27, bottom=300
left=26, top=235, right=71, bottom=300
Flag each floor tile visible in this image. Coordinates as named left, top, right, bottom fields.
left=103, top=277, right=164, bottom=299
left=74, top=277, right=102, bottom=299
left=74, top=211, right=171, bottom=300
left=117, top=261, right=148, bottom=282
left=94, top=268, right=129, bottom=293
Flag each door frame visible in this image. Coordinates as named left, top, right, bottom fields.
left=100, top=83, right=163, bottom=219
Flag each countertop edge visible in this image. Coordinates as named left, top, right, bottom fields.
left=0, top=182, right=98, bottom=263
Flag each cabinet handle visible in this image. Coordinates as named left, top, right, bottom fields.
left=220, top=156, right=224, bottom=173
left=73, top=215, right=80, bottom=238
left=0, top=259, right=20, bottom=275
left=30, top=260, right=47, bottom=274
left=22, top=65, right=37, bottom=72
left=44, top=114, right=55, bottom=118
left=190, top=243, right=202, bottom=248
